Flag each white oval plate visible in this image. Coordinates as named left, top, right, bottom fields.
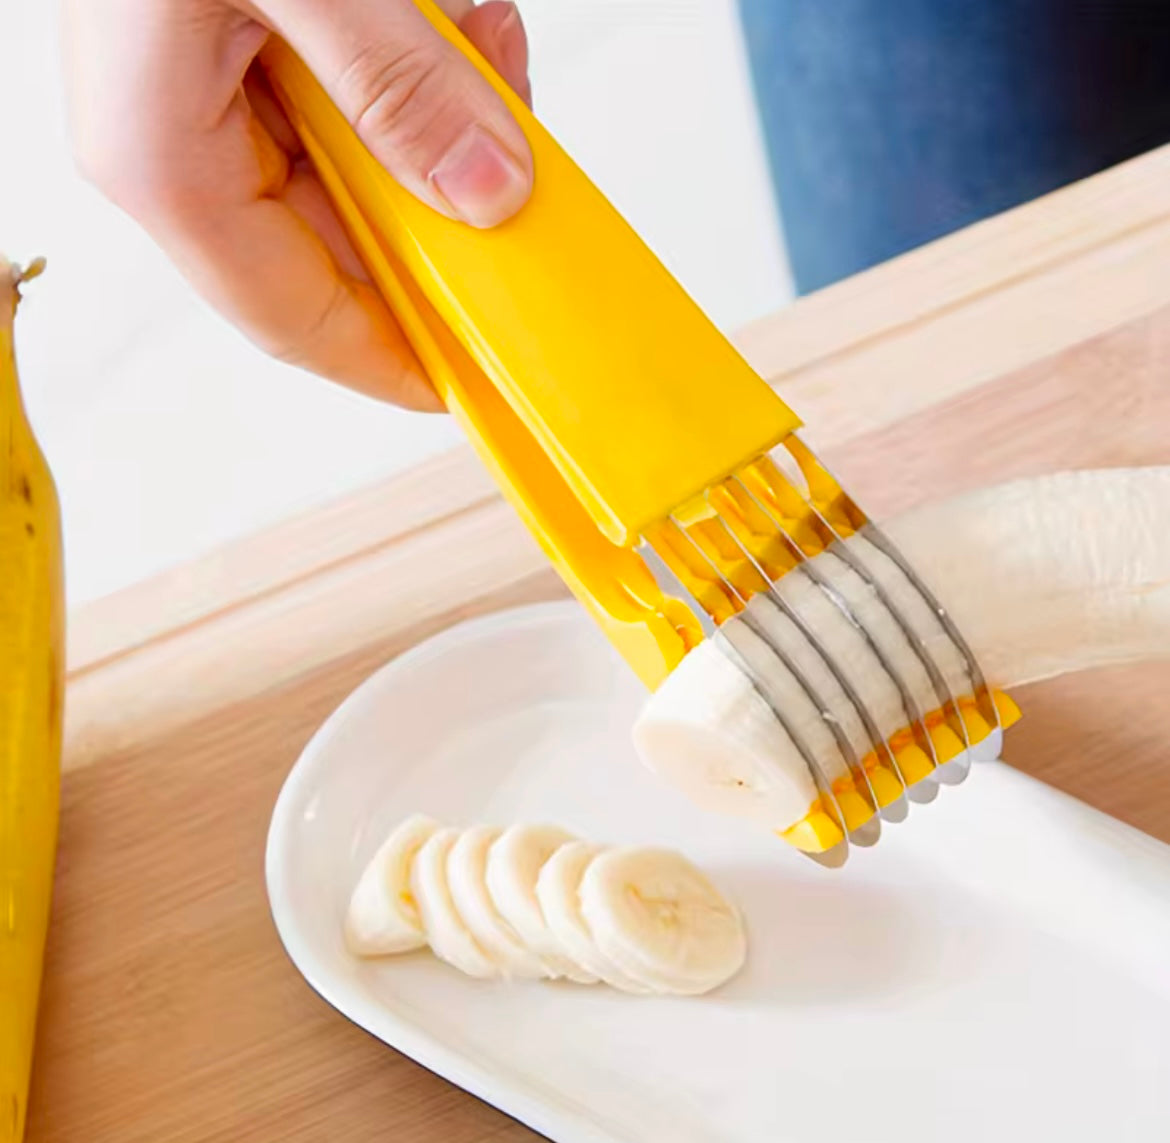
left=268, top=601, right=1170, bottom=1143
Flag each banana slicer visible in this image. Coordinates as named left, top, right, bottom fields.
left=261, top=0, right=1020, bottom=866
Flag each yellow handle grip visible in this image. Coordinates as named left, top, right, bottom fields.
left=263, top=0, right=799, bottom=544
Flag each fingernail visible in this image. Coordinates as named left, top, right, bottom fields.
left=430, top=123, right=531, bottom=228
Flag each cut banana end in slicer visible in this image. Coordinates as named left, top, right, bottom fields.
left=260, top=0, right=1020, bottom=868
left=635, top=439, right=1020, bottom=867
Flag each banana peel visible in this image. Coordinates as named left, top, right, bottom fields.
left=0, top=256, right=64, bottom=1143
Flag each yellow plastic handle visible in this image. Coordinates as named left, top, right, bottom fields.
left=263, top=0, right=799, bottom=544
left=264, top=63, right=687, bottom=688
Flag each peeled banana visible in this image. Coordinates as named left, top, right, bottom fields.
left=884, top=467, right=1170, bottom=688
left=635, top=467, right=1170, bottom=837
left=345, top=818, right=746, bottom=996
left=1, top=257, right=65, bottom=1143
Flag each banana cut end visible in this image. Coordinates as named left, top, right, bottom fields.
left=635, top=601, right=1020, bottom=857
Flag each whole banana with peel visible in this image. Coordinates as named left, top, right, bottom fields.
left=0, top=256, right=64, bottom=1143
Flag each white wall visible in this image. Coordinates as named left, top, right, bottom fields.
left=0, top=0, right=791, bottom=604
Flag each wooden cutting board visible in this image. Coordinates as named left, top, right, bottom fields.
left=29, top=145, right=1170, bottom=1142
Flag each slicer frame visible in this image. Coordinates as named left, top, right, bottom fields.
left=262, top=5, right=1019, bottom=862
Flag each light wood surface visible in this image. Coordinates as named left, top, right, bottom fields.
left=30, top=146, right=1170, bottom=1142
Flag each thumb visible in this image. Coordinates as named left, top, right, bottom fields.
left=262, top=0, right=533, bottom=228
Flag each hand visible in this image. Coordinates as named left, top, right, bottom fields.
left=64, top=0, right=534, bottom=410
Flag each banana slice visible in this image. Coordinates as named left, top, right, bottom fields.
left=578, top=847, right=746, bottom=996
left=411, top=827, right=498, bottom=979
left=535, top=842, right=647, bottom=993
left=344, top=813, right=439, bottom=956
left=485, top=824, right=595, bottom=982
left=346, top=817, right=749, bottom=996
left=448, top=826, right=550, bottom=980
